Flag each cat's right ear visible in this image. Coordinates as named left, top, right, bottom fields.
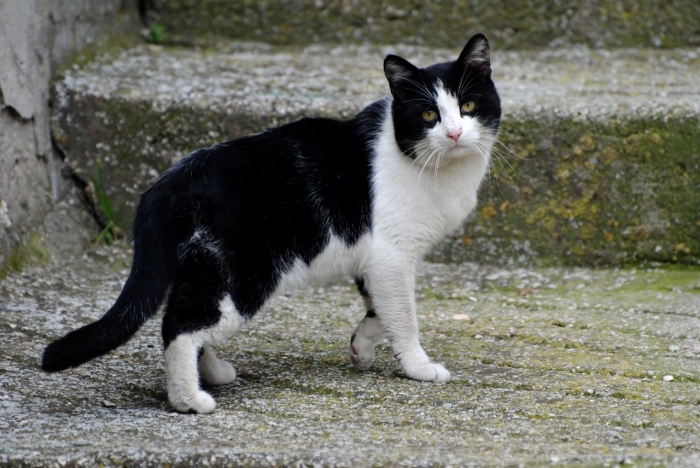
left=457, top=33, right=491, bottom=78
left=384, top=55, right=419, bottom=101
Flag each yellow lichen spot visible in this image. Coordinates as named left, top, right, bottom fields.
left=499, top=201, right=511, bottom=213
left=53, top=131, right=67, bottom=143
left=608, top=219, right=619, bottom=228
left=604, top=231, right=614, bottom=242
left=482, top=206, right=497, bottom=220
left=557, top=169, right=570, bottom=180
left=579, top=134, right=595, bottom=151
left=630, top=227, right=649, bottom=241
left=581, top=224, right=597, bottom=240
left=649, top=133, right=662, bottom=144
left=675, top=243, right=691, bottom=254
left=602, top=147, right=617, bottom=165
left=461, top=235, right=472, bottom=245
left=563, top=209, right=573, bottom=219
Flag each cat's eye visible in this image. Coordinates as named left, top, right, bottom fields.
left=461, top=101, right=476, bottom=113
left=422, top=109, right=438, bottom=121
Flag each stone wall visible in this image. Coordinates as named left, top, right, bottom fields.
left=0, top=0, right=137, bottom=276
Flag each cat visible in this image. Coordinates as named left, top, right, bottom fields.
left=42, top=33, right=501, bottom=414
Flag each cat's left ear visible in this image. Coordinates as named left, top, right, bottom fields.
left=384, top=54, right=420, bottom=101
left=457, top=33, right=491, bottom=78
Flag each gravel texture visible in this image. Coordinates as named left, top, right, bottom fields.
left=1, top=243, right=699, bottom=466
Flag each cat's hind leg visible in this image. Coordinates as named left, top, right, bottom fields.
left=199, top=345, right=236, bottom=386
left=162, top=237, right=244, bottom=413
left=164, top=333, right=216, bottom=413
left=163, top=291, right=245, bottom=413
left=349, top=278, right=385, bottom=370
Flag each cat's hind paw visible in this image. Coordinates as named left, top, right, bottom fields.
left=199, top=347, right=236, bottom=386
left=349, top=333, right=376, bottom=371
left=170, top=390, right=217, bottom=414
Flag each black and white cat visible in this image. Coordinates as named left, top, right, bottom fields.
left=42, top=33, right=501, bottom=413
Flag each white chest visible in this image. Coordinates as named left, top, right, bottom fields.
left=371, top=132, right=489, bottom=256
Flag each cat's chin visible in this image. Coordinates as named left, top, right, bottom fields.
left=443, top=144, right=481, bottom=160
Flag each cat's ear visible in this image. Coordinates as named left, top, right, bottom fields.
left=384, top=55, right=420, bottom=101
left=457, top=33, right=491, bottom=78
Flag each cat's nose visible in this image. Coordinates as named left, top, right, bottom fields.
left=447, top=129, right=462, bottom=142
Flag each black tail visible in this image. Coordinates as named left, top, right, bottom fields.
left=42, top=188, right=177, bottom=372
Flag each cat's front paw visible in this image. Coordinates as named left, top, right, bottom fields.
left=404, top=362, right=451, bottom=382
left=170, top=390, right=217, bottom=414
left=349, top=333, right=376, bottom=371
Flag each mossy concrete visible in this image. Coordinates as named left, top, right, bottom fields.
left=0, top=233, right=51, bottom=279
left=146, top=0, right=700, bottom=49
left=434, top=117, right=700, bottom=266
left=51, top=43, right=700, bottom=266
left=1, top=243, right=699, bottom=466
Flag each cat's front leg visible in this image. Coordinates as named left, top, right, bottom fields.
left=366, top=251, right=450, bottom=383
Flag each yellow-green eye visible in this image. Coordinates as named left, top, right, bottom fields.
left=422, top=109, right=438, bottom=121
left=461, top=101, right=476, bottom=113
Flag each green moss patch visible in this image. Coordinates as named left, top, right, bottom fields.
left=0, top=233, right=51, bottom=279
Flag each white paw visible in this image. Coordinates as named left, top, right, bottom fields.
left=200, top=359, right=237, bottom=386
left=349, top=333, right=375, bottom=371
left=397, top=349, right=451, bottom=382
left=404, top=362, right=451, bottom=382
left=170, top=390, right=217, bottom=414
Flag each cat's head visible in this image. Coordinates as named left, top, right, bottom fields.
left=384, top=33, right=501, bottom=164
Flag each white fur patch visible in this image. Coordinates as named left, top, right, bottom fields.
left=274, top=233, right=371, bottom=294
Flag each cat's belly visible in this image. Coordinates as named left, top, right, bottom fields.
left=274, top=233, right=371, bottom=294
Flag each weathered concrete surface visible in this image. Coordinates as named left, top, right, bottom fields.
left=146, top=0, right=700, bottom=49
left=0, top=0, right=138, bottom=277
left=51, top=43, right=700, bottom=266
left=1, top=244, right=699, bottom=466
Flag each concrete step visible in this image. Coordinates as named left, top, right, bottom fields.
left=146, top=0, right=700, bottom=49
left=51, top=42, right=700, bottom=266
left=2, top=243, right=700, bottom=466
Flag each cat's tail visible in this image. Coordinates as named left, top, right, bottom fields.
left=42, top=187, right=177, bottom=372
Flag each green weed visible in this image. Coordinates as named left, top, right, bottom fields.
left=87, top=160, right=123, bottom=245
left=147, top=23, right=166, bottom=45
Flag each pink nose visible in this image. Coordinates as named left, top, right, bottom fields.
left=447, top=129, right=462, bottom=142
